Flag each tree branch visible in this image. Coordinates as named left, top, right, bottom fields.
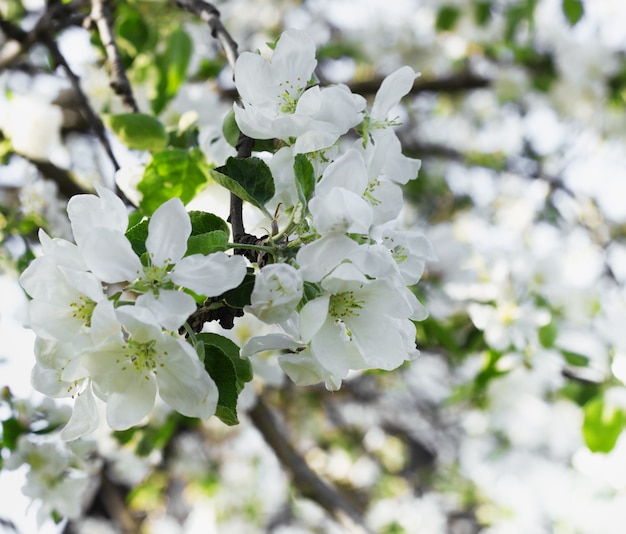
left=87, top=0, right=139, bottom=113
left=173, top=0, right=239, bottom=72
left=248, top=396, right=375, bottom=534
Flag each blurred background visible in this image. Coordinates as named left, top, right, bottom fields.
left=2, top=0, right=626, bottom=532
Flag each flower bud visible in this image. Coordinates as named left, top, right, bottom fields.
left=246, top=264, right=303, bottom=324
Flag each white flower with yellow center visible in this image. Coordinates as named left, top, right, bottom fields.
left=82, top=301, right=218, bottom=430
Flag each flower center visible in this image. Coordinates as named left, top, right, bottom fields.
left=69, top=296, right=96, bottom=327
left=329, top=291, right=364, bottom=319
left=124, top=338, right=159, bottom=373
left=278, top=79, right=305, bottom=114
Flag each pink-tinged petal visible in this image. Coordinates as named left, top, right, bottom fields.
left=106, top=375, right=156, bottom=430
left=371, top=66, right=418, bottom=121
left=146, top=198, right=191, bottom=266
left=171, top=252, right=247, bottom=297
left=135, top=290, right=196, bottom=331
left=67, top=187, right=128, bottom=246
left=81, top=228, right=142, bottom=283
left=61, top=383, right=99, bottom=440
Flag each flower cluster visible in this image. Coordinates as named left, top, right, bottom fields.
left=18, top=29, right=433, bottom=439
left=20, top=188, right=247, bottom=439
left=236, top=30, right=435, bottom=389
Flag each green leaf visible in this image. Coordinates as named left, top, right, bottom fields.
left=152, top=29, right=193, bottom=114
left=436, top=6, right=461, bottom=31
left=105, top=113, right=168, bottom=152
left=189, top=210, right=229, bottom=235
left=186, top=230, right=229, bottom=255
left=202, top=344, right=240, bottom=425
left=562, top=0, right=584, bottom=26
left=583, top=396, right=625, bottom=453
left=197, top=333, right=253, bottom=390
left=538, top=322, right=558, bottom=348
left=293, top=153, right=315, bottom=205
left=222, top=110, right=241, bottom=148
left=116, top=10, right=152, bottom=57
left=562, top=350, right=590, bottom=367
left=212, top=157, right=275, bottom=216
left=1, top=417, right=26, bottom=451
left=126, top=219, right=149, bottom=256
left=474, top=1, right=492, bottom=25
left=219, top=270, right=255, bottom=308
left=138, top=149, right=211, bottom=215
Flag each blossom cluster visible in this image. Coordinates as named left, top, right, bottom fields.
left=234, top=30, right=435, bottom=388
left=20, top=188, right=247, bottom=439
left=18, top=29, right=433, bottom=440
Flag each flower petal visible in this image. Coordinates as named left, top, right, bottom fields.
left=171, top=252, right=247, bottom=296
left=61, top=382, right=99, bottom=440
left=135, top=290, right=196, bottom=331
left=106, top=375, right=156, bottom=430
left=370, top=66, right=418, bottom=121
left=81, top=228, right=142, bottom=283
left=146, top=198, right=191, bottom=266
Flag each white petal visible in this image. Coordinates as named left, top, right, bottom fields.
left=278, top=351, right=331, bottom=386
left=171, top=252, right=247, bottom=296
left=234, top=52, right=277, bottom=108
left=299, top=295, right=330, bottom=343
left=371, top=66, right=418, bottom=121
left=61, top=383, right=99, bottom=440
left=241, top=333, right=302, bottom=358
left=157, top=339, right=218, bottom=419
left=106, top=376, right=156, bottom=430
left=146, top=198, right=191, bottom=266
left=271, top=30, right=317, bottom=91
left=310, top=318, right=364, bottom=377
left=309, top=187, right=372, bottom=235
left=67, top=187, right=128, bottom=246
left=315, top=149, right=368, bottom=197
left=81, top=228, right=142, bottom=283
left=135, top=290, right=196, bottom=331
left=296, top=234, right=360, bottom=282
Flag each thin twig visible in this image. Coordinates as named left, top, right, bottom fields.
left=88, top=0, right=139, bottom=112
left=42, top=34, right=120, bottom=172
left=174, top=0, right=239, bottom=72
left=248, top=396, right=375, bottom=534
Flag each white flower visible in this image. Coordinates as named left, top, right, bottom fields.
left=73, top=196, right=247, bottom=329
left=234, top=30, right=365, bottom=151
left=298, top=263, right=419, bottom=378
left=82, top=301, right=218, bottom=430
left=0, top=94, right=69, bottom=166
left=369, top=66, right=419, bottom=128
left=245, top=263, right=304, bottom=324
left=19, top=229, right=105, bottom=342
left=309, top=148, right=373, bottom=234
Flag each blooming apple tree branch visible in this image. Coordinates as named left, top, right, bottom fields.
left=8, top=11, right=434, bottom=527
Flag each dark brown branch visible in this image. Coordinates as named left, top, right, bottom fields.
left=173, top=0, right=239, bottom=72
left=42, top=34, right=120, bottom=172
left=88, top=0, right=139, bottom=112
left=248, top=396, right=375, bottom=534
